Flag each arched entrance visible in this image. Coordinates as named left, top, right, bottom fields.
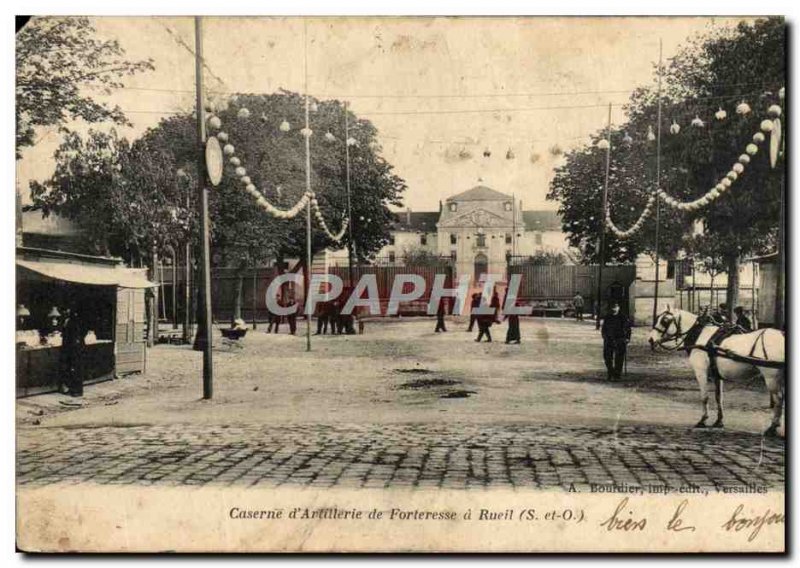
left=474, top=253, right=488, bottom=284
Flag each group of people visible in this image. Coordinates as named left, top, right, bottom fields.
left=263, top=296, right=358, bottom=336
left=314, top=299, right=357, bottom=336
left=435, top=291, right=520, bottom=344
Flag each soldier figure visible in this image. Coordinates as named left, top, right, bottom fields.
left=601, top=301, right=631, bottom=381
left=475, top=290, right=500, bottom=343
left=315, top=300, right=330, bottom=335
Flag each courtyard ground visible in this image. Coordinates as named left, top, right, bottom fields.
left=16, top=317, right=784, bottom=490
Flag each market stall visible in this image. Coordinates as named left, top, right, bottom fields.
left=16, top=247, right=154, bottom=397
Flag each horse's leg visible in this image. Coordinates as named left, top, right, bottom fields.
left=692, top=354, right=710, bottom=428
left=762, top=368, right=784, bottom=437
left=711, top=377, right=724, bottom=428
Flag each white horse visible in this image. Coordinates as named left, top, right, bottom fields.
left=648, top=307, right=785, bottom=437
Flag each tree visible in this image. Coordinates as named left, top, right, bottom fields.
left=548, top=17, right=784, bottom=317
left=16, top=17, right=154, bottom=156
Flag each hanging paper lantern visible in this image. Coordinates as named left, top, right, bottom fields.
left=732, top=163, right=744, bottom=174
left=753, top=132, right=766, bottom=144
left=726, top=171, right=737, bottom=182
left=234, top=166, right=246, bottom=177
left=347, top=137, right=358, bottom=147
left=721, top=178, right=732, bottom=188
left=669, top=121, right=681, bottom=135
left=715, top=107, right=727, bottom=120
left=647, top=126, right=656, bottom=142
left=738, top=154, right=750, bottom=165
left=324, top=132, right=336, bottom=142
left=237, top=108, right=251, bottom=119
left=710, top=188, right=721, bottom=199
left=746, top=143, right=758, bottom=156
left=300, top=127, right=313, bottom=138
left=241, top=176, right=251, bottom=185
left=309, top=101, right=319, bottom=113
left=768, top=104, right=782, bottom=118
left=736, top=101, right=751, bottom=115
left=176, top=168, right=187, bottom=179
left=778, top=88, right=785, bottom=101
left=759, top=120, right=774, bottom=133
left=204, top=103, right=215, bottom=113
left=622, top=132, right=633, bottom=145
left=229, top=157, right=241, bottom=167
left=597, top=139, right=610, bottom=150
left=246, top=184, right=256, bottom=193
left=691, top=116, right=705, bottom=128
left=223, top=144, right=235, bottom=155
left=208, top=116, right=222, bottom=130
left=217, top=132, right=229, bottom=142
left=280, top=120, right=291, bottom=132
left=716, top=183, right=726, bottom=191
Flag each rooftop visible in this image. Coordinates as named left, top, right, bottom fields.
left=445, top=185, right=511, bottom=202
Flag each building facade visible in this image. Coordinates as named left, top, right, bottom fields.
left=329, top=185, right=570, bottom=283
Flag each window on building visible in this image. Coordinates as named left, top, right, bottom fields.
left=504, top=202, right=512, bottom=211
left=667, top=260, right=676, bottom=279
left=388, top=251, right=396, bottom=264
left=389, top=234, right=395, bottom=245
left=476, top=233, right=486, bottom=247
left=420, top=234, right=427, bottom=246
left=535, top=233, right=543, bottom=245
left=450, top=233, right=457, bottom=245
left=449, top=202, right=457, bottom=212
left=505, top=233, right=512, bottom=244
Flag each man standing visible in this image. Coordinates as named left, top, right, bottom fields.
left=601, top=302, right=631, bottom=381
left=315, top=300, right=330, bottom=335
left=59, top=303, right=86, bottom=397
left=467, top=293, right=481, bottom=332
left=435, top=297, right=449, bottom=333
left=572, top=291, right=585, bottom=321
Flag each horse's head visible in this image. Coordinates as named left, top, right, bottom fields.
left=648, top=305, right=682, bottom=351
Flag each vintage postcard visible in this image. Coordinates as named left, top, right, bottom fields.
left=15, top=15, right=785, bottom=553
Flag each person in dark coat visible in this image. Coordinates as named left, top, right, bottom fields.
left=330, top=298, right=343, bottom=335
left=266, top=294, right=281, bottom=333
left=475, top=291, right=500, bottom=343
left=504, top=295, right=521, bottom=344
left=734, top=306, right=753, bottom=332
left=435, top=297, right=449, bottom=333
left=315, top=300, right=330, bottom=335
left=601, top=302, right=631, bottom=381
left=59, top=305, right=86, bottom=397
left=467, top=293, right=481, bottom=332
left=285, top=297, right=298, bottom=335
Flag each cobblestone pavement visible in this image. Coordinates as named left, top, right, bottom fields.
left=17, top=423, right=784, bottom=490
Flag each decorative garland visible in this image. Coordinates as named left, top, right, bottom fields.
left=204, top=108, right=350, bottom=242
left=604, top=98, right=783, bottom=240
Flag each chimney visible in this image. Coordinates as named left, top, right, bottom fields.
left=406, top=207, right=411, bottom=225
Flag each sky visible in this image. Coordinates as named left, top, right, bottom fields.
left=16, top=16, right=751, bottom=212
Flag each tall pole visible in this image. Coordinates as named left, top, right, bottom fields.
left=595, top=102, right=613, bottom=330
left=345, top=101, right=355, bottom=287
left=651, top=39, right=664, bottom=326
left=774, top=98, right=786, bottom=329
left=194, top=17, right=213, bottom=399
left=304, top=21, right=312, bottom=352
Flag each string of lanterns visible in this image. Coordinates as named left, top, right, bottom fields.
left=204, top=107, right=350, bottom=242
left=604, top=92, right=783, bottom=240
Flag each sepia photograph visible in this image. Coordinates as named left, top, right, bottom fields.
left=13, top=12, right=786, bottom=553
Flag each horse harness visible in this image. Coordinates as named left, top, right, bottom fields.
left=654, top=312, right=784, bottom=372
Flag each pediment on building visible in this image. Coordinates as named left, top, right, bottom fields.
left=438, top=208, right=512, bottom=229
